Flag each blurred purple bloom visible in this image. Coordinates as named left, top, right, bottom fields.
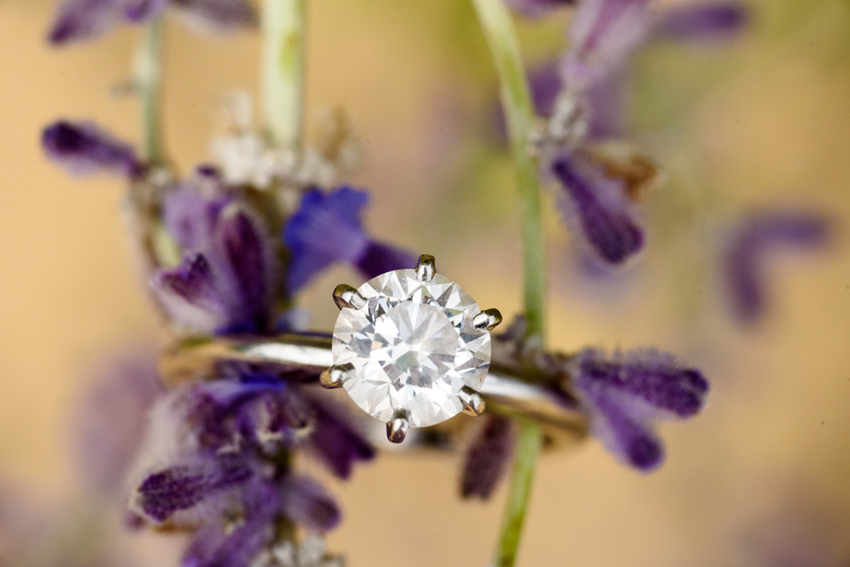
left=283, top=187, right=416, bottom=294
left=48, top=0, right=256, bottom=45
left=570, top=348, right=709, bottom=471
left=152, top=186, right=278, bottom=335
left=460, top=415, right=517, bottom=500
left=655, top=1, right=749, bottom=44
left=72, top=348, right=164, bottom=496
left=724, top=210, right=831, bottom=325
left=552, top=153, right=644, bottom=265
left=42, top=120, right=142, bottom=178
left=504, top=0, right=575, bottom=19
left=562, top=0, right=653, bottom=90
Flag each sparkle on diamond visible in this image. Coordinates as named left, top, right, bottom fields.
left=332, top=269, right=491, bottom=427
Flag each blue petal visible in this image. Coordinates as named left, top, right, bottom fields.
left=284, top=187, right=371, bottom=293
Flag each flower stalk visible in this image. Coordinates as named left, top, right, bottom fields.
left=262, top=0, right=307, bottom=150
left=494, top=417, right=542, bottom=567
left=134, top=17, right=165, bottom=165
left=470, top=0, right=546, bottom=564
left=471, top=0, right=546, bottom=342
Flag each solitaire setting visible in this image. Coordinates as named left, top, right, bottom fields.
left=324, top=255, right=501, bottom=443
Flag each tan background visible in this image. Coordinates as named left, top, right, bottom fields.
left=1, top=0, right=850, bottom=565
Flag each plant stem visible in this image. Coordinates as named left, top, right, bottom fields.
left=262, top=0, right=306, bottom=150
left=471, top=0, right=546, bottom=341
left=494, top=418, right=543, bottom=567
left=134, top=17, right=165, bottom=165
left=470, top=0, right=546, bottom=565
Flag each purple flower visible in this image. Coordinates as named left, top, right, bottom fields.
left=42, top=120, right=142, bottom=178
left=724, top=210, right=831, bottom=325
left=570, top=348, right=709, bottom=471
left=460, top=415, right=517, bottom=500
left=132, top=373, right=366, bottom=566
left=48, top=0, right=256, bottom=45
left=152, top=185, right=278, bottom=335
left=71, top=348, right=164, bottom=497
left=552, top=152, right=644, bottom=265
left=561, top=0, right=653, bottom=90
left=504, top=0, right=575, bottom=19
left=283, top=187, right=416, bottom=294
left=655, top=1, right=749, bottom=44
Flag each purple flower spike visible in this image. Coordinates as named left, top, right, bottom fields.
left=725, top=210, right=831, bottom=325
left=460, top=415, right=517, bottom=500
left=656, top=1, right=749, bottom=44
left=48, top=0, right=125, bottom=45
left=42, top=120, right=142, bottom=178
left=284, top=187, right=415, bottom=293
left=504, top=0, right=575, bottom=19
left=153, top=187, right=277, bottom=335
left=552, top=153, right=644, bottom=265
left=571, top=348, right=709, bottom=471
left=562, top=0, right=653, bottom=90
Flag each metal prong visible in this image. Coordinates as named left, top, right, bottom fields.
left=459, top=386, right=486, bottom=416
left=473, top=308, right=503, bottom=331
left=386, top=409, right=410, bottom=444
left=333, top=284, right=366, bottom=310
left=319, top=363, right=354, bottom=389
left=415, top=254, right=436, bottom=282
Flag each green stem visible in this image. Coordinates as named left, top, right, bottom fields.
left=471, top=0, right=546, bottom=341
left=471, top=0, right=546, bottom=565
left=134, top=17, right=165, bottom=165
left=494, top=418, right=543, bottom=567
left=261, top=0, right=307, bottom=150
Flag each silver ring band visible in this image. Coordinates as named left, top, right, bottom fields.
left=160, top=333, right=587, bottom=451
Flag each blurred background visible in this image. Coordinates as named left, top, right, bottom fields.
left=1, top=0, right=849, bottom=565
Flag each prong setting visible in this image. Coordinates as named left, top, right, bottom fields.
left=459, top=386, right=486, bottom=416
left=319, top=363, right=354, bottom=389
left=386, top=409, right=410, bottom=443
left=333, top=284, right=367, bottom=310
left=473, top=308, right=503, bottom=331
left=414, top=254, right=436, bottom=282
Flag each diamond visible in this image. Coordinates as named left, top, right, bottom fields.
left=331, top=269, right=492, bottom=428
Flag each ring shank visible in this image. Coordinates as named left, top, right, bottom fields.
left=160, top=333, right=587, bottom=452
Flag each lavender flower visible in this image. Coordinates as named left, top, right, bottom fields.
left=152, top=185, right=278, bottom=334
left=569, top=347, right=709, bottom=471
left=48, top=0, right=257, bottom=45
left=283, top=187, right=416, bottom=294
left=552, top=152, right=645, bottom=265
left=655, top=1, right=750, bottom=44
left=42, top=120, right=143, bottom=178
left=132, top=372, right=372, bottom=566
left=724, top=210, right=831, bottom=325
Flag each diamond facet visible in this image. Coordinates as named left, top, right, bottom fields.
left=331, top=269, right=492, bottom=428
